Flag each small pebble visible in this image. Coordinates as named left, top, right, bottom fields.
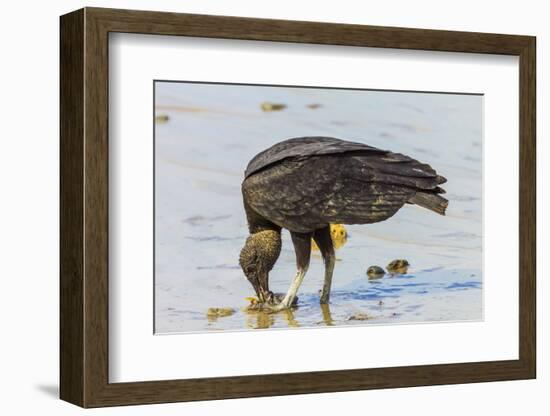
left=367, top=265, right=385, bottom=279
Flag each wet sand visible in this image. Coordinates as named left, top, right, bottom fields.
left=154, top=82, right=483, bottom=334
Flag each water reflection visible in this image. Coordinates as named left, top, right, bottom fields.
left=320, top=303, right=335, bottom=326
left=240, top=303, right=338, bottom=329
left=244, top=307, right=299, bottom=329
left=245, top=309, right=275, bottom=329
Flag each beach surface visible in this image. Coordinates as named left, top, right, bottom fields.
left=154, top=82, right=483, bottom=334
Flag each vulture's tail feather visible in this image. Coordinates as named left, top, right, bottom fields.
left=408, top=192, right=448, bottom=215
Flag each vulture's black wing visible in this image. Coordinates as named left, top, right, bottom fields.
left=242, top=137, right=447, bottom=233
left=244, top=136, right=386, bottom=178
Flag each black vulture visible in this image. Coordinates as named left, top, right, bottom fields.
left=239, top=136, right=447, bottom=311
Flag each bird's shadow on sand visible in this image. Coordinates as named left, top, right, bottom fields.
left=34, top=384, right=59, bottom=399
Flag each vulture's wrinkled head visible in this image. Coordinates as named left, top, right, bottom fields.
left=239, top=230, right=281, bottom=303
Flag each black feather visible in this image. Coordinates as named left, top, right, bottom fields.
left=243, top=137, right=448, bottom=233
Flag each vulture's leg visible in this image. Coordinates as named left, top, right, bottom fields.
left=272, top=231, right=312, bottom=311
left=313, top=226, right=335, bottom=304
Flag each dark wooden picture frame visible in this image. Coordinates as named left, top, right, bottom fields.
left=60, top=7, right=536, bottom=408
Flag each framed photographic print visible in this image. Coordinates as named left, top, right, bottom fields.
left=60, top=7, right=536, bottom=408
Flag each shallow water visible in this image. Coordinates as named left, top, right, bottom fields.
left=154, top=82, right=483, bottom=334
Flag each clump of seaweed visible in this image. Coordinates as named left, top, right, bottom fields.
left=386, top=259, right=410, bottom=275
left=206, top=307, right=235, bottom=319
left=260, top=102, right=287, bottom=112
left=155, top=114, right=170, bottom=123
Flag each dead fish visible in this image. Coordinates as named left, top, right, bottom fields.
left=387, top=259, right=410, bottom=275
left=155, top=114, right=170, bottom=123
left=312, top=224, right=348, bottom=251
left=307, top=103, right=323, bottom=109
left=367, top=265, right=385, bottom=279
left=261, top=102, right=287, bottom=112
left=206, top=307, right=235, bottom=318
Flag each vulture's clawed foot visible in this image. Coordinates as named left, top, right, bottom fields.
left=246, top=293, right=298, bottom=313
left=262, top=302, right=288, bottom=313
left=263, top=293, right=299, bottom=313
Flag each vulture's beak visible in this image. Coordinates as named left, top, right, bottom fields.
left=254, top=272, right=273, bottom=303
